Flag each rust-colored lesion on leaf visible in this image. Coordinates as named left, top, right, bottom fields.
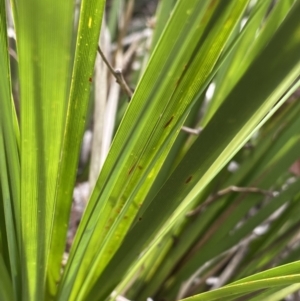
left=128, top=163, right=137, bottom=175
left=185, top=176, right=193, bottom=184
left=128, top=163, right=143, bottom=175
left=164, top=116, right=174, bottom=128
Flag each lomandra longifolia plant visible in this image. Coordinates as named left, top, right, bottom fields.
left=0, top=0, right=300, bottom=300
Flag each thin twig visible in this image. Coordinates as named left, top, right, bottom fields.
left=121, top=0, right=135, bottom=41
left=176, top=251, right=233, bottom=300
left=210, top=245, right=248, bottom=290
left=97, top=45, right=133, bottom=99
left=115, top=295, right=131, bottom=301
left=181, top=126, right=203, bottom=135
left=176, top=255, right=224, bottom=300
left=187, top=186, right=276, bottom=217
left=9, top=48, right=18, bottom=62
left=89, top=18, right=110, bottom=191
left=110, top=28, right=152, bottom=51
left=176, top=232, right=257, bottom=299
left=122, top=39, right=140, bottom=70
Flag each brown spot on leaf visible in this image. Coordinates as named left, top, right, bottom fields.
left=89, top=77, right=92, bottom=82
left=185, top=176, right=193, bottom=184
left=164, top=116, right=174, bottom=128
left=128, top=163, right=136, bottom=175
left=138, top=217, right=142, bottom=221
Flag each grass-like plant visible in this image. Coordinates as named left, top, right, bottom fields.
left=1, top=0, right=300, bottom=300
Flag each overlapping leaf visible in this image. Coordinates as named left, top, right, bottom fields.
left=11, top=0, right=74, bottom=299
left=0, top=0, right=20, bottom=299
left=58, top=1, right=251, bottom=300
left=91, top=2, right=300, bottom=300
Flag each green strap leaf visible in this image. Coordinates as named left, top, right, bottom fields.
left=182, top=273, right=300, bottom=300
left=0, top=255, right=14, bottom=301
left=12, top=0, right=74, bottom=299
left=58, top=1, right=250, bottom=300
left=0, top=0, right=20, bottom=298
left=47, top=0, right=106, bottom=299
left=91, top=2, right=300, bottom=299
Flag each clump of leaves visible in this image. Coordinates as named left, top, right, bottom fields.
left=0, top=0, right=300, bottom=301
